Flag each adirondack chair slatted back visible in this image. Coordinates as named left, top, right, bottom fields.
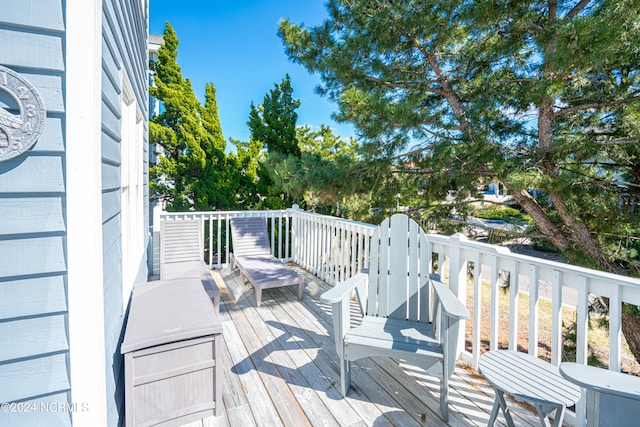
left=365, top=214, right=431, bottom=322
left=230, top=217, right=272, bottom=257
left=160, top=219, right=203, bottom=264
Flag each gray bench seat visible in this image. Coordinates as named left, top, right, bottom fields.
left=160, top=219, right=220, bottom=312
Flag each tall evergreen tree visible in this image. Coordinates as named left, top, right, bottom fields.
left=248, top=74, right=301, bottom=156
left=246, top=75, right=303, bottom=208
left=229, top=137, right=264, bottom=208
left=193, top=83, right=239, bottom=210
left=150, top=22, right=238, bottom=211
left=149, top=23, right=203, bottom=210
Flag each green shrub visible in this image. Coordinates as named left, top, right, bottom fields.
left=473, top=205, right=531, bottom=222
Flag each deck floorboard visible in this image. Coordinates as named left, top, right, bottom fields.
left=180, top=266, right=543, bottom=427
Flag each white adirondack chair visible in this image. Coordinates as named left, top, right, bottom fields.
left=321, top=214, right=469, bottom=421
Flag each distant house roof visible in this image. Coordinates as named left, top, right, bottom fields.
left=149, top=34, right=164, bottom=54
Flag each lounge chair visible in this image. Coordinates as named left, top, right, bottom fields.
left=320, top=214, right=469, bottom=422
left=160, top=219, right=220, bottom=313
left=229, top=217, right=304, bottom=307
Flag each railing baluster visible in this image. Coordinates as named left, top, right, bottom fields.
left=490, top=255, right=500, bottom=351
left=285, top=212, right=290, bottom=261
left=509, top=260, right=519, bottom=351
left=610, top=284, right=622, bottom=372
left=218, top=214, right=223, bottom=268
left=278, top=214, right=283, bottom=259
left=551, top=270, right=563, bottom=366
left=208, top=214, right=213, bottom=268
left=528, top=264, right=539, bottom=357
left=472, top=253, right=482, bottom=367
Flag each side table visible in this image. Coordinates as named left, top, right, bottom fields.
left=479, top=350, right=581, bottom=427
left=560, top=362, right=640, bottom=426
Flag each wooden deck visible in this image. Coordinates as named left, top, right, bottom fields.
left=182, top=266, right=545, bottom=427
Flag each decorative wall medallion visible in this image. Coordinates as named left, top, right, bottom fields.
left=0, top=65, right=46, bottom=161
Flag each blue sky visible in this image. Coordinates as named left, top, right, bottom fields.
left=149, top=0, right=355, bottom=145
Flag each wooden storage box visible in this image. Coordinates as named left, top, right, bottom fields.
left=121, top=278, right=222, bottom=426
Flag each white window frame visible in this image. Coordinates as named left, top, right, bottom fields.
left=121, top=73, right=145, bottom=309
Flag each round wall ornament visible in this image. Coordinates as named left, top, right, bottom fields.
left=0, top=65, right=46, bottom=162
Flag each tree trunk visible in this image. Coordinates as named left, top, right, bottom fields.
left=510, top=189, right=571, bottom=251
left=622, top=306, right=640, bottom=366
left=548, top=192, right=614, bottom=271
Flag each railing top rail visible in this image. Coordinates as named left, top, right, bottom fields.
left=427, top=232, right=640, bottom=288
left=159, top=209, right=290, bottom=218
left=291, top=208, right=377, bottom=232
left=159, top=208, right=640, bottom=288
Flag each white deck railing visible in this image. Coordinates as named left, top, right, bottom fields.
left=154, top=206, right=640, bottom=376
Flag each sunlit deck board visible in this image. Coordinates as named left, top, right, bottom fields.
left=181, top=266, right=543, bottom=427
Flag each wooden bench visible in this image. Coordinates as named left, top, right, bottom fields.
left=479, top=350, right=581, bottom=427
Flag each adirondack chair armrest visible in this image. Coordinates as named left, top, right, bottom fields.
left=430, top=274, right=469, bottom=379
left=430, top=274, right=470, bottom=321
left=320, top=273, right=368, bottom=304
left=322, top=273, right=368, bottom=356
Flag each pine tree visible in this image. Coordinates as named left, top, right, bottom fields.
left=193, top=83, right=239, bottom=210
left=150, top=22, right=238, bottom=211
left=248, top=74, right=301, bottom=157
left=245, top=75, right=303, bottom=208
left=279, top=0, right=640, bottom=360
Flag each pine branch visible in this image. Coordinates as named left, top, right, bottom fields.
left=599, top=137, right=640, bottom=146
left=363, top=75, right=417, bottom=90
left=553, top=95, right=640, bottom=118
left=566, top=0, right=592, bottom=19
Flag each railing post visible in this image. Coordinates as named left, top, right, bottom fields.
left=576, top=277, right=589, bottom=364
left=289, top=205, right=302, bottom=266
left=448, top=233, right=468, bottom=357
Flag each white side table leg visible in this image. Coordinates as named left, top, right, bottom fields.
left=489, top=389, right=516, bottom=427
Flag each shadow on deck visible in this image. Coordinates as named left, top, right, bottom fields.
left=181, top=265, right=544, bottom=427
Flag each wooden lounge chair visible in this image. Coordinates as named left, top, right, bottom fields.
left=320, top=214, right=469, bottom=422
left=229, top=217, right=304, bottom=307
left=160, top=219, right=220, bottom=313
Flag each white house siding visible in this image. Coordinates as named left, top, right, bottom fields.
left=0, top=1, right=148, bottom=425
left=0, top=0, right=72, bottom=425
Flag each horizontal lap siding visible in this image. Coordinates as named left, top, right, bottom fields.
left=102, top=1, right=149, bottom=425
left=0, top=275, right=67, bottom=320
left=0, top=156, right=65, bottom=192
left=0, top=1, right=70, bottom=424
left=0, top=353, right=70, bottom=403
left=0, top=29, right=64, bottom=71
left=0, top=197, right=65, bottom=235
left=1, top=0, right=64, bottom=32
